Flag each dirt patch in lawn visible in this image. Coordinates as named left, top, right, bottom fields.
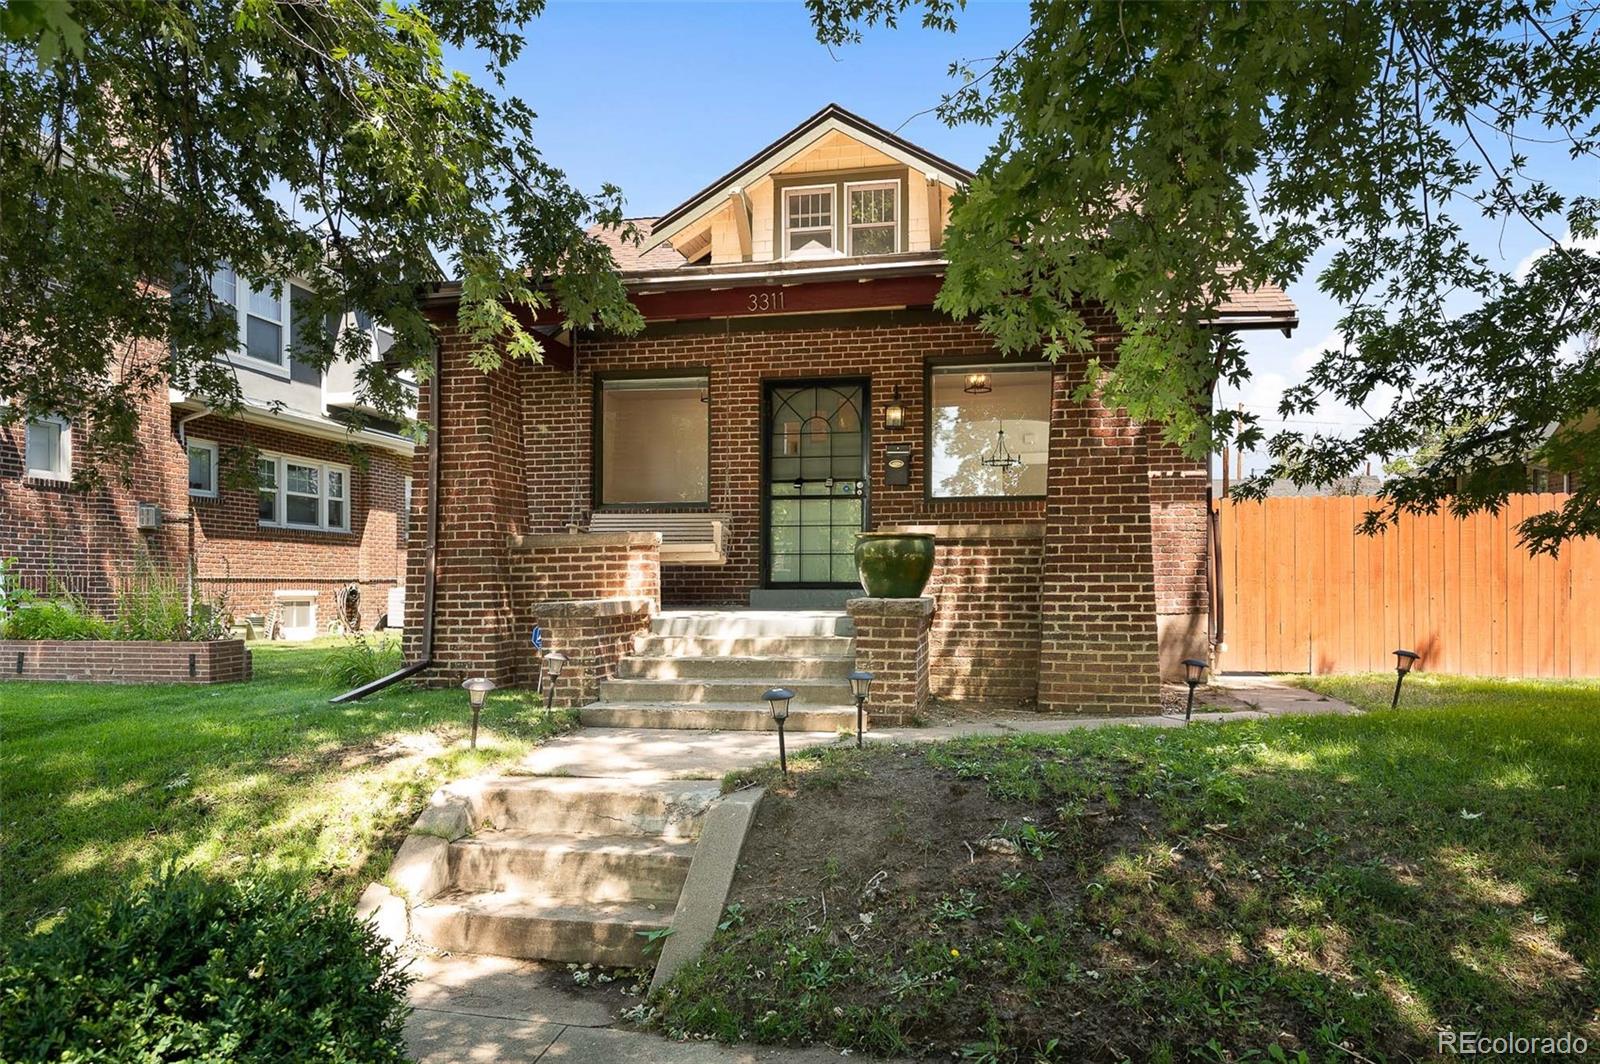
left=654, top=725, right=1598, bottom=1061
left=718, top=750, right=1186, bottom=1055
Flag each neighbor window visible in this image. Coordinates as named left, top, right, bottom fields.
left=274, top=593, right=318, bottom=640
left=782, top=187, right=835, bottom=258
left=256, top=452, right=351, bottom=531
left=928, top=364, right=1052, bottom=498
left=846, top=180, right=899, bottom=256
left=24, top=416, right=70, bottom=480
left=598, top=376, right=709, bottom=506
left=187, top=439, right=218, bottom=497
left=210, top=266, right=307, bottom=375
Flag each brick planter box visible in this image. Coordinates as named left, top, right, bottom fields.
left=1, top=638, right=253, bottom=684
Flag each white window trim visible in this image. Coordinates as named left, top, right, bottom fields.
left=212, top=268, right=297, bottom=379
left=781, top=183, right=837, bottom=261
left=256, top=450, right=352, bottom=533
left=24, top=415, right=71, bottom=481
left=187, top=438, right=219, bottom=498
left=273, top=590, right=319, bottom=640
left=844, top=178, right=902, bottom=257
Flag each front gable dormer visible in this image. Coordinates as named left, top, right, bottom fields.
left=642, top=104, right=972, bottom=268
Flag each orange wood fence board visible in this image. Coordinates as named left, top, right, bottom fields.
left=1217, top=494, right=1594, bottom=677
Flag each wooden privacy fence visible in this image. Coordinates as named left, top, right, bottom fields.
left=1217, top=494, right=1600, bottom=677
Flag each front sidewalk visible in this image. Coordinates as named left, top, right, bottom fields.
left=403, top=679, right=1358, bottom=1063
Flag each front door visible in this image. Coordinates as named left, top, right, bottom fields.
left=764, top=380, right=868, bottom=587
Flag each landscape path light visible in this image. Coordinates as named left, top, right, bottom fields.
left=542, top=650, right=568, bottom=711
left=460, top=677, right=496, bottom=749
left=1181, top=658, right=1207, bottom=721
left=1392, top=649, right=1419, bottom=708
left=848, top=670, right=874, bottom=749
left=764, top=687, right=795, bottom=778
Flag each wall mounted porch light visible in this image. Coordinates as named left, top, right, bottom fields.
left=883, top=386, right=905, bottom=430
left=764, top=687, right=795, bottom=778
left=1181, top=658, right=1207, bottom=721
left=963, top=371, right=992, bottom=395
left=848, top=671, right=874, bottom=749
left=1391, top=649, right=1419, bottom=708
left=542, top=650, right=568, bottom=710
left=461, top=677, right=496, bottom=748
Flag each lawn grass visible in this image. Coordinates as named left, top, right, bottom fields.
left=0, top=638, right=572, bottom=939
left=655, top=673, right=1600, bottom=1061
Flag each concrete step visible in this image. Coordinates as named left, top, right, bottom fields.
left=633, top=633, right=855, bottom=658
left=580, top=701, right=862, bottom=733
left=449, top=831, right=694, bottom=903
left=412, top=890, right=670, bottom=966
left=615, top=655, right=855, bottom=681
left=649, top=610, right=854, bottom=638
left=462, top=777, right=720, bottom=839
left=596, top=676, right=856, bottom=705
left=748, top=587, right=860, bottom=610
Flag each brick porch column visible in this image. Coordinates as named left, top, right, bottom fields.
left=404, top=331, right=527, bottom=687
left=531, top=597, right=655, bottom=708
left=846, top=596, right=934, bottom=725
left=1037, top=363, right=1162, bottom=715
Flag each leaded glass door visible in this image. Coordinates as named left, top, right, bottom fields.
left=764, top=381, right=868, bottom=587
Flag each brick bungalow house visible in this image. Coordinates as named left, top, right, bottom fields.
left=400, top=104, right=1297, bottom=722
left=2, top=279, right=413, bottom=637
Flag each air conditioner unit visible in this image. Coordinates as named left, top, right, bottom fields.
left=136, top=502, right=163, bottom=531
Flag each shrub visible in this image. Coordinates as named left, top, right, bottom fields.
left=112, top=562, right=233, bottom=641
left=322, top=633, right=405, bottom=688
left=0, top=598, right=110, bottom=640
left=0, top=868, right=412, bottom=1062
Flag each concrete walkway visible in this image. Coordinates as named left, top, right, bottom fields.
left=404, top=679, right=1357, bottom=1062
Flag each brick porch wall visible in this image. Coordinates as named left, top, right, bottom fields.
left=509, top=531, right=661, bottom=698
left=880, top=522, right=1044, bottom=704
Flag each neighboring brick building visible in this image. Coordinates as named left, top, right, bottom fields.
left=2, top=291, right=413, bottom=637
left=404, top=105, right=1297, bottom=716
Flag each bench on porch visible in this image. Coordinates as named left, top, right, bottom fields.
left=588, top=512, right=728, bottom=565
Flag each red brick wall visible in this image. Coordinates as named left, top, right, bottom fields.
left=508, top=532, right=661, bottom=695
left=1147, top=441, right=1211, bottom=679
left=847, top=596, right=933, bottom=725
left=527, top=318, right=1046, bottom=604
left=183, top=414, right=408, bottom=630
left=2, top=378, right=409, bottom=633
left=403, top=324, right=530, bottom=685
left=1036, top=360, right=1163, bottom=713
left=884, top=524, right=1044, bottom=704
left=0, top=638, right=252, bottom=684
left=0, top=347, right=186, bottom=614
left=413, top=311, right=1189, bottom=712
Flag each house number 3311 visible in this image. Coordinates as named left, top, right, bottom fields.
left=746, top=290, right=786, bottom=312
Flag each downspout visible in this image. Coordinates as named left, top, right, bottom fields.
left=332, top=337, right=442, bottom=702
left=174, top=409, right=209, bottom=628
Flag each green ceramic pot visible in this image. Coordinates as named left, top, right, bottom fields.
left=854, top=532, right=935, bottom=598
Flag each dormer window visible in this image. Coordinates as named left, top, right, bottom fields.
left=783, top=186, right=835, bottom=258
left=847, top=180, right=899, bottom=256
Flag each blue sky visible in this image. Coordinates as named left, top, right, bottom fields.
left=485, top=1, right=1588, bottom=476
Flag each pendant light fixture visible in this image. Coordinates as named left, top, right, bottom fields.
left=982, top=422, right=1021, bottom=470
